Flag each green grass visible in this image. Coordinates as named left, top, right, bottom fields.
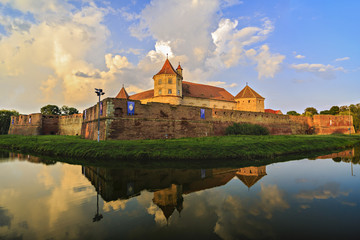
left=0, top=134, right=360, bottom=162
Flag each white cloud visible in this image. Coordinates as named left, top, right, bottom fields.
left=295, top=54, right=305, bottom=59
left=291, top=63, right=344, bottom=79
left=248, top=45, right=285, bottom=79
left=335, top=57, right=350, bottom=62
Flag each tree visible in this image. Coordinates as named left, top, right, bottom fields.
left=61, top=105, right=79, bottom=115
left=0, top=110, right=19, bottom=134
left=329, top=106, right=340, bottom=115
left=286, top=111, right=300, bottom=116
left=40, top=105, right=61, bottom=115
left=303, top=107, right=318, bottom=116
left=320, top=110, right=331, bottom=115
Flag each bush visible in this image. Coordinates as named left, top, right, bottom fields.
left=0, top=110, right=19, bottom=135
left=225, top=123, right=269, bottom=135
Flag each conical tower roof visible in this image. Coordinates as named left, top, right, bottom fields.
left=116, top=86, right=129, bottom=99
left=234, top=85, right=264, bottom=99
left=154, top=59, right=178, bottom=76
left=236, top=174, right=266, bottom=188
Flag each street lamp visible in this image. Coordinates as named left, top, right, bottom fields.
left=95, top=88, right=105, bottom=142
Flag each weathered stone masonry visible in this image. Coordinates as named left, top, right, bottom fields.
left=80, top=98, right=355, bottom=140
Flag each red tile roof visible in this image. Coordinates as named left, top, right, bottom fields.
left=127, top=81, right=236, bottom=102
left=115, top=87, right=129, bottom=99
left=176, top=63, right=182, bottom=70
left=234, top=85, right=264, bottom=99
left=182, top=81, right=235, bottom=101
left=129, top=89, right=154, bottom=100
left=265, top=109, right=282, bottom=114
left=154, top=59, right=178, bottom=76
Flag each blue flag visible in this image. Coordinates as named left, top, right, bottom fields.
left=200, top=108, right=205, bottom=119
left=84, top=109, right=87, bottom=120
left=127, top=101, right=135, bottom=115
left=12, top=118, right=14, bottom=125
left=100, top=102, right=103, bottom=115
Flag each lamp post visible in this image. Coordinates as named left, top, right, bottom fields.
left=95, top=88, right=105, bottom=142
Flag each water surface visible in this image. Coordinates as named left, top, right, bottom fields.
left=0, top=150, right=359, bottom=240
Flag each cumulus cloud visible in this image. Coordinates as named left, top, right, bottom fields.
left=1, top=0, right=285, bottom=113
left=295, top=54, right=305, bottom=59
left=291, top=63, right=344, bottom=79
left=335, top=57, right=350, bottom=62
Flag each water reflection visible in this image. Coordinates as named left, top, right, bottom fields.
left=0, top=148, right=359, bottom=240
left=82, top=166, right=267, bottom=222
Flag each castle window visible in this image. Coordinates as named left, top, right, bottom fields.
left=168, top=89, right=172, bottom=94
left=158, top=79, right=162, bottom=85
left=177, top=80, right=180, bottom=86
left=114, top=108, right=123, bottom=117
left=168, top=78, right=172, bottom=84
left=177, top=90, right=180, bottom=95
left=159, top=89, right=162, bottom=95
left=248, top=100, right=250, bottom=103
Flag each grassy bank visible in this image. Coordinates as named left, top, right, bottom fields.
left=0, top=134, right=359, bottom=162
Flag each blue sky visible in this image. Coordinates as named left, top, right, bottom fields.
left=0, top=0, right=359, bottom=114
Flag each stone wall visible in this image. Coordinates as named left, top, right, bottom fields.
left=9, top=113, right=83, bottom=136
left=58, top=114, right=83, bottom=136
left=8, top=114, right=42, bottom=135
left=81, top=98, right=355, bottom=140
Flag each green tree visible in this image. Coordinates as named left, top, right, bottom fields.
left=61, top=105, right=79, bottom=115
left=286, top=111, right=300, bottom=116
left=329, top=106, right=340, bottom=115
left=303, top=107, right=318, bottom=116
left=0, top=110, right=19, bottom=134
left=40, top=105, right=61, bottom=115
left=320, top=110, right=331, bottom=115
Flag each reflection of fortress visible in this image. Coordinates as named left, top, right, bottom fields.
left=82, top=166, right=267, bottom=221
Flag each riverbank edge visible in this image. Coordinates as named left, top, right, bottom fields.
left=0, top=134, right=359, bottom=162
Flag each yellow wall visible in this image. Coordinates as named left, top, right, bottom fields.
left=153, top=74, right=182, bottom=97
left=236, top=98, right=264, bottom=112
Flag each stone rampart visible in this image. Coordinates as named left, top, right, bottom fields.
left=58, top=114, right=83, bottom=136
left=81, top=98, right=355, bottom=140
left=8, top=114, right=42, bottom=135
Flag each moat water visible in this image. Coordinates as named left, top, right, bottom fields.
left=0, top=149, right=360, bottom=240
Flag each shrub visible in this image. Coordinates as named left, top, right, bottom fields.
left=225, top=123, right=269, bottom=135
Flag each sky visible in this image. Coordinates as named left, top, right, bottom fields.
left=0, top=0, right=359, bottom=114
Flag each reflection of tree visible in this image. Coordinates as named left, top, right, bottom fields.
left=0, top=206, right=13, bottom=228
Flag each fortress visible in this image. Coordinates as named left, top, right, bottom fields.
left=8, top=58, right=355, bottom=139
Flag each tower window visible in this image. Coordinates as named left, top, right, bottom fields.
left=168, top=78, right=172, bottom=84
left=158, top=79, right=162, bottom=85
left=178, top=80, right=180, bottom=86
left=168, top=89, right=172, bottom=94
left=177, top=90, right=180, bottom=95
left=248, top=100, right=250, bottom=103
left=159, top=89, right=162, bottom=95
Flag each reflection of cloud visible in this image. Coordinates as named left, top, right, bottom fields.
left=103, top=199, right=128, bottom=212
left=147, top=203, right=167, bottom=226
left=37, top=166, right=55, bottom=189
left=257, top=183, right=290, bottom=219
left=296, top=182, right=349, bottom=201
left=300, top=204, right=310, bottom=210
left=214, top=183, right=289, bottom=240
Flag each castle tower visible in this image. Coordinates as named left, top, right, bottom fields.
left=234, top=85, right=265, bottom=112
left=115, top=85, right=129, bottom=99
left=153, top=58, right=183, bottom=99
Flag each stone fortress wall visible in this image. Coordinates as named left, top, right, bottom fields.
left=9, top=98, right=355, bottom=139
left=80, top=98, right=355, bottom=140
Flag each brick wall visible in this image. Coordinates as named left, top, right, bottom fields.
left=58, top=114, right=83, bottom=136
left=81, top=98, right=355, bottom=140
left=8, top=114, right=42, bottom=135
